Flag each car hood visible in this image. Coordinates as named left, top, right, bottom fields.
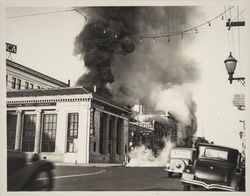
left=194, top=159, right=235, bottom=183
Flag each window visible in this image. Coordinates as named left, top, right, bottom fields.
left=25, top=82, right=29, bottom=89
left=22, top=114, right=36, bottom=152
left=66, top=113, right=79, bottom=152
left=41, top=114, right=57, bottom=152
left=30, top=83, right=34, bottom=89
left=11, top=77, right=16, bottom=89
left=93, top=142, right=96, bottom=152
left=16, top=79, right=21, bottom=90
left=99, top=115, right=104, bottom=154
left=6, top=75, right=8, bottom=86
left=199, top=146, right=228, bottom=161
left=7, top=113, right=17, bottom=149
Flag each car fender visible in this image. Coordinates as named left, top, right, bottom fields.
left=8, top=160, right=54, bottom=191
left=230, top=172, right=242, bottom=190
left=171, top=159, right=186, bottom=172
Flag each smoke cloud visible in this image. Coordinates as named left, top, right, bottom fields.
left=74, top=7, right=201, bottom=111
left=127, top=138, right=175, bottom=167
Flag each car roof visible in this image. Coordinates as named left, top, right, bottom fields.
left=171, top=147, right=195, bottom=151
left=197, top=143, right=239, bottom=152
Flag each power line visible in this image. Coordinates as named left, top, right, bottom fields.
left=83, top=6, right=235, bottom=44
left=6, top=9, right=76, bottom=19
left=135, top=6, right=235, bottom=40
left=6, top=7, right=90, bottom=20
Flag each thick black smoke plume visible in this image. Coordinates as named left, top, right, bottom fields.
left=74, top=7, right=201, bottom=113
left=74, top=7, right=137, bottom=97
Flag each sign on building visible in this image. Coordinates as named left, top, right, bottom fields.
left=233, top=94, right=245, bottom=110
left=6, top=42, right=17, bottom=54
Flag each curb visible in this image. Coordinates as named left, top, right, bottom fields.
left=54, top=163, right=125, bottom=167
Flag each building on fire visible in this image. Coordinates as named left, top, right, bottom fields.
left=128, top=122, right=153, bottom=151
left=129, top=104, right=196, bottom=154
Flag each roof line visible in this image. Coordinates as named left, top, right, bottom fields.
left=6, top=59, right=68, bottom=87
left=93, top=95, right=129, bottom=113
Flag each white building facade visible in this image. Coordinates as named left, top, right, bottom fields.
left=6, top=59, right=68, bottom=91
left=7, top=87, right=129, bottom=164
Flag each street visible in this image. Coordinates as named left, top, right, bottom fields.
left=53, top=165, right=184, bottom=191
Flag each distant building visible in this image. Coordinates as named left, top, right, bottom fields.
left=7, top=87, right=130, bottom=164
left=128, top=122, right=153, bottom=151
left=6, top=59, right=68, bottom=91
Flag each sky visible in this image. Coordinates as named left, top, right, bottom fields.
left=4, top=4, right=249, bottom=151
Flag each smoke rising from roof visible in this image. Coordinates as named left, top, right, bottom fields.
left=74, top=7, right=200, bottom=129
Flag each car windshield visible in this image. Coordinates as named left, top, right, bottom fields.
left=198, top=146, right=228, bottom=160
left=170, top=149, right=193, bottom=159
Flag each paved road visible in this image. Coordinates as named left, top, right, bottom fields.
left=52, top=165, right=184, bottom=191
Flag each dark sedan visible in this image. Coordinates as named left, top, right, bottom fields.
left=181, top=143, right=245, bottom=191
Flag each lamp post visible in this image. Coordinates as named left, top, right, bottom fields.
left=224, top=52, right=245, bottom=85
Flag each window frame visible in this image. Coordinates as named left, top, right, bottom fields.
left=7, top=112, right=17, bottom=149
left=66, top=113, right=79, bottom=153
left=21, top=114, right=37, bottom=152
left=41, top=113, right=57, bottom=152
left=11, top=77, right=16, bottom=89
left=25, top=81, right=29, bottom=89
left=30, top=83, right=34, bottom=89
left=16, top=79, right=21, bottom=90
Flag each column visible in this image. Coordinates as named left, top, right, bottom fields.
left=103, top=114, right=109, bottom=155
left=34, top=109, right=42, bottom=153
left=111, top=117, right=117, bottom=162
left=14, top=110, right=22, bottom=150
left=120, top=119, right=125, bottom=155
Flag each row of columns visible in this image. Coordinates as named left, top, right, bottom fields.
left=101, top=113, right=125, bottom=158
left=13, top=109, right=42, bottom=153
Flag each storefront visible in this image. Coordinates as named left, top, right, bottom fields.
left=7, top=87, right=129, bottom=164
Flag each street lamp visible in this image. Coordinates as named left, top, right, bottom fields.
left=224, top=52, right=245, bottom=85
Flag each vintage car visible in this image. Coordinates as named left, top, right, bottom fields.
left=7, top=150, right=55, bottom=191
left=165, top=148, right=195, bottom=177
left=181, top=143, right=245, bottom=191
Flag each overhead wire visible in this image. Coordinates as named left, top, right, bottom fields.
left=237, top=6, right=242, bottom=77
left=6, top=7, right=89, bottom=19
left=6, top=6, right=235, bottom=43
left=224, top=6, right=231, bottom=53
left=6, top=9, right=76, bottom=19
left=134, top=6, right=235, bottom=40
left=229, top=6, right=236, bottom=55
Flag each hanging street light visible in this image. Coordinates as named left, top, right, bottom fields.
left=224, top=52, right=245, bottom=85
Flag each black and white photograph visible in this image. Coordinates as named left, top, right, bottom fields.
left=0, top=0, right=249, bottom=194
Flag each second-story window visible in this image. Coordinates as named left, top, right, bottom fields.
left=16, top=79, right=21, bottom=90
left=11, top=77, right=16, bottom=89
left=25, top=82, right=29, bottom=89
left=30, top=83, right=34, bottom=89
